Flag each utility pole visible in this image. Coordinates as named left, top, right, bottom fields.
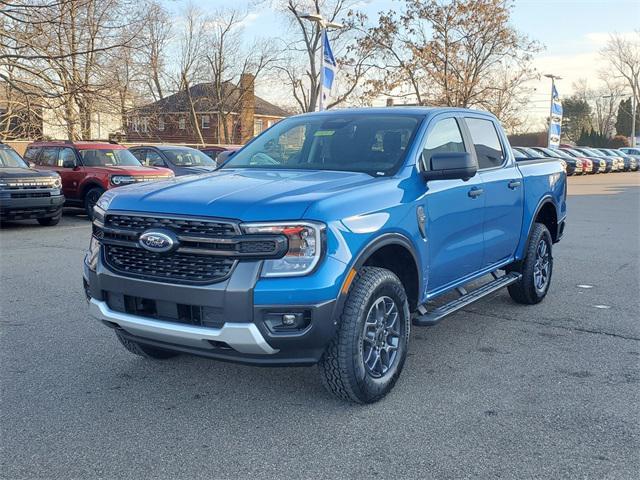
left=544, top=74, right=562, bottom=147
left=297, top=12, right=342, bottom=111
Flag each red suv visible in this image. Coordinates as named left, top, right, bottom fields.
left=25, top=141, right=173, bottom=218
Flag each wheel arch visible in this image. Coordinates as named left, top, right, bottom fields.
left=348, top=233, right=422, bottom=311
left=531, top=197, right=559, bottom=242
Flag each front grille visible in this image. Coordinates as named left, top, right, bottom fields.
left=104, top=244, right=235, bottom=284
left=105, top=214, right=237, bottom=236
left=10, top=192, right=51, bottom=198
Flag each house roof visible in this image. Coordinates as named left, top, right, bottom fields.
left=134, top=82, right=289, bottom=118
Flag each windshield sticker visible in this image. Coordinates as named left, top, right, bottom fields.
left=314, top=130, right=335, bottom=137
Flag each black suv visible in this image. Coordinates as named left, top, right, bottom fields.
left=0, top=142, right=64, bottom=226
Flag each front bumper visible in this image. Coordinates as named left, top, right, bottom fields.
left=84, top=254, right=340, bottom=366
left=0, top=193, right=64, bottom=220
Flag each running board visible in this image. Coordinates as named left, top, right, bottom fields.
left=413, top=272, right=522, bottom=326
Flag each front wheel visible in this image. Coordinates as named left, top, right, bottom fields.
left=84, top=187, right=105, bottom=220
left=318, top=267, right=410, bottom=403
left=507, top=223, right=553, bottom=304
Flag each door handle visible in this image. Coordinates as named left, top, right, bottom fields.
left=468, top=187, right=483, bottom=198
left=508, top=180, right=522, bottom=189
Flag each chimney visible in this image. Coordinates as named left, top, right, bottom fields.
left=239, top=73, right=255, bottom=144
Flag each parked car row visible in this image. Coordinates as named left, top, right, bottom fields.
left=512, top=145, right=639, bottom=175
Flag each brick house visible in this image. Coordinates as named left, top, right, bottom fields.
left=125, top=74, right=289, bottom=145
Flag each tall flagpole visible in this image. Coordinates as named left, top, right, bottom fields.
left=319, top=27, right=325, bottom=111
left=297, top=12, right=342, bottom=112
left=544, top=73, right=562, bottom=147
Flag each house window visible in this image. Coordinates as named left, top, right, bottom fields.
left=201, top=115, right=210, bottom=129
left=178, top=117, right=186, bottom=130
left=254, top=118, right=264, bottom=136
left=141, top=117, right=149, bottom=133
left=158, top=116, right=165, bottom=131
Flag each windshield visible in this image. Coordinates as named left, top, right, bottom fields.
left=539, top=147, right=572, bottom=159
left=0, top=148, right=28, bottom=168
left=222, top=114, right=422, bottom=176
left=579, top=148, right=603, bottom=157
left=162, top=148, right=215, bottom=166
left=79, top=148, right=141, bottom=167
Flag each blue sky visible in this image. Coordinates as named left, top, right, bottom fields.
left=164, top=0, right=640, bottom=128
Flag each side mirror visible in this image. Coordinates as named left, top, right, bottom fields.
left=62, top=159, right=77, bottom=169
left=422, top=152, right=477, bottom=182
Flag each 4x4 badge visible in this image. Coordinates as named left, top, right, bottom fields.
left=139, top=229, right=178, bottom=253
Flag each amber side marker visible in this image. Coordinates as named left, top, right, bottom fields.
left=341, top=268, right=357, bottom=294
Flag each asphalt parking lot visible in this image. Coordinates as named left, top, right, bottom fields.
left=1, top=173, right=639, bottom=479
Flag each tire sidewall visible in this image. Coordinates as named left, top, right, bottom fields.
left=85, top=187, right=105, bottom=219
left=348, top=272, right=410, bottom=402
left=525, top=225, right=553, bottom=301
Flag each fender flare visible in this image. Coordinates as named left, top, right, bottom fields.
left=333, top=232, right=423, bottom=315
left=519, top=196, right=559, bottom=255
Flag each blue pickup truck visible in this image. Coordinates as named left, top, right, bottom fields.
left=84, top=108, right=566, bottom=403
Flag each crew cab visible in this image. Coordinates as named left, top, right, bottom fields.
left=0, top=142, right=64, bottom=226
left=25, top=141, right=173, bottom=218
left=83, top=108, right=566, bottom=403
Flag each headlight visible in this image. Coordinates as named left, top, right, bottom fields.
left=241, top=221, right=325, bottom=277
left=52, top=175, right=62, bottom=189
left=95, top=189, right=115, bottom=212
left=110, top=175, right=135, bottom=185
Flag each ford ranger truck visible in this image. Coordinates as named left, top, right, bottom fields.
left=84, top=108, right=567, bottom=403
left=0, top=142, right=64, bottom=226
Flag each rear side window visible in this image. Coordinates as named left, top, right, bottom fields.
left=421, top=118, right=466, bottom=169
left=466, top=118, right=504, bottom=169
left=39, top=148, right=59, bottom=166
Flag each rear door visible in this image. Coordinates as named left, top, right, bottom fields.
left=463, top=117, right=523, bottom=267
left=58, top=147, right=84, bottom=199
left=421, top=116, right=485, bottom=292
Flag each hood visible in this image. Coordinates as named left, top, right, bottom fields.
left=0, top=167, right=59, bottom=179
left=96, top=165, right=173, bottom=175
left=105, top=168, right=375, bottom=221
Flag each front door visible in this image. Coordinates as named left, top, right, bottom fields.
left=420, top=117, right=485, bottom=293
left=57, top=147, right=84, bottom=199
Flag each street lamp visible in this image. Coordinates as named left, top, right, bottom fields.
left=298, top=12, right=343, bottom=111
left=544, top=74, right=562, bottom=147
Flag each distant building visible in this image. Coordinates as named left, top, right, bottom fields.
left=125, top=74, right=289, bottom=145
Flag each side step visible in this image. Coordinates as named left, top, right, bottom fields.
left=413, top=272, right=522, bottom=326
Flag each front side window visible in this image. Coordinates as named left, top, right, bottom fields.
left=0, top=148, right=28, bottom=168
left=39, top=148, right=59, bottom=166
left=146, top=151, right=166, bottom=167
left=162, top=148, right=214, bottom=166
left=79, top=148, right=142, bottom=167
left=59, top=148, right=77, bottom=167
left=466, top=118, right=505, bottom=169
left=222, top=114, right=422, bottom=176
left=421, top=117, right=466, bottom=169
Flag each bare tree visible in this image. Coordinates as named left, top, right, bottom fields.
left=204, top=8, right=277, bottom=143
left=139, top=1, right=172, bottom=102
left=362, top=0, right=540, bottom=118
left=601, top=31, right=640, bottom=108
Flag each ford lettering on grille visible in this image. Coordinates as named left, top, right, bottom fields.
left=139, top=230, right=178, bottom=253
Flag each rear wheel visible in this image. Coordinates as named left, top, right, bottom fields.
left=318, top=267, right=410, bottom=403
left=84, top=187, right=105, bottom=219
left=115, top=330, right=180, bottom=359
left=507, top=223, right=553, bottom=304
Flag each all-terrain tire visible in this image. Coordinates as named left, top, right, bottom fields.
left=507, top=223, right=553, bottom=305
left=115, top=330, right=180, bottom=359
left=318, top=267, right=410, bottom=403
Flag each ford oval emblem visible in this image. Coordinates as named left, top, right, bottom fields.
left=139, top=229, right=178, bottom=253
